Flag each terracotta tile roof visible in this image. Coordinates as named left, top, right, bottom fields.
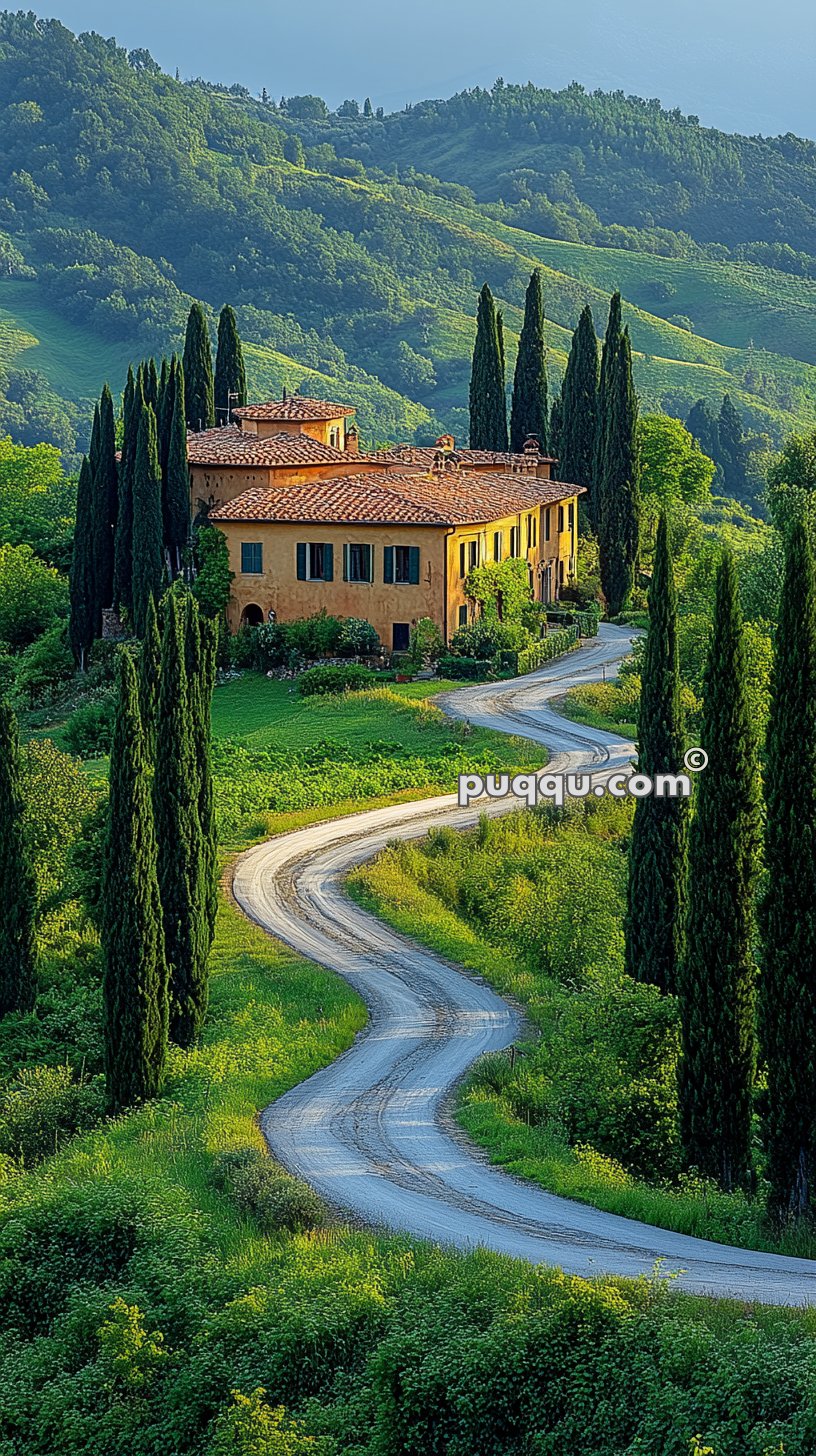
left=368, top=445, right=558, bottom=468
left=209, top=470, right=584, bottom=528
left=186, top=426, right=353, bottom=467
left=232, top=396, right=355, bottom=422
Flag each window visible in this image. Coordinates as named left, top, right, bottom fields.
left=393, top=622, right=410, bottom=652
left=458, top=604, right=468, bottom=627
left=468, top=540, right=478, bottom=569
left=558, top=505, right=565, bottom=533
left=296, top=542, right=334, bottom=581
left=241, top=542, right=263, bottom=575
left=459, top=542, right=466, bottom=579
left=544, top=509, right=551, bottom=542
left=568, top=502, right=575, bottom=532
left=344, top=543, right=373, bottom=583
left=493, top=530, right=503, bottom=560
left=329, top=426, right=341, bottom=448
left=509, top=526, right=518, bottom=557
left=526, top=514, right=537, bottom=550
left=384, top=545, right=420, bottom=584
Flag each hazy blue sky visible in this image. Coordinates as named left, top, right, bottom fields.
left=41, top=0, right=814, bottom=140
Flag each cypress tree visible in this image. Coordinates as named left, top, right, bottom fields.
left=718, top=393, right=748, bottom=500
left=101, top=651, right=168, bottom=1112
left=598, top=328, right=640, bottom=616
left=186, top=599, right=219, bottom=948
left=132, top=404, right=166, bottom=638
left=93, top=382, right=118, bottom=612
left=560, top=304, right=600, bottom=503
left=183, top=303, right=215, bottom=433
left=114, top=366, right=140, bottom=620
left=685, top=398, right=720, bottom=467
left=157, top=357, right=172, bottom=480
left=593, top=293, right=623, bottom=530
left=0, top=700, right=37, bottom=1017
left=155, top=591, right=208, bottom=1047
left=469, top=283, right=507, bottom=451
left=144, top=356, right=159, bottom=413
left=760, top=519, right=816, bottom=1222
left=214, top=304, right=247, bottom=424
left=138, top=594, right=162, bottom=760
left=68, top=455, right=97, bottom=667
left=624, top=514, right=687, bottom=996
left=510, top=269, right=549, bottom=454
left=549, top=392, right=563, bottom=463
left=678, top=552, right=761, bottom=1192
left=165, top=358, right=191, bottom=575
left=88, top=400, right=101, bottom=480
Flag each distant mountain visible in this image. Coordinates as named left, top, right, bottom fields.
left=2, top=13, right=816, bottom=462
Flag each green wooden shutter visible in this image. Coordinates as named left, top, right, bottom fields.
left=408, top=546, right=420, bottom=585
left=296, top=542, right=307, bottom=580
left=383, top=546, right=394, bottom=584
left=459, top=542, right=466, bottom=578
left=324, top=543, right=334, bottom=581
left=364, top=544, right=373, bottom=581
left=342, top=544, right=349, bottom=582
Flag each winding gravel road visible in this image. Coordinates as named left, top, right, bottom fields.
left=233, top=624, right=816, bottom=1303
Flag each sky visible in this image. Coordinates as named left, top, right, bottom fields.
left=38, top=0, right=815, bottom=140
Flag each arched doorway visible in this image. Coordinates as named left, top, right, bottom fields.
left=241, top=604, right=264, bottom=627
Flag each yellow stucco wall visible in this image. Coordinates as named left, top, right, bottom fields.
left=222, top=521, right=448, bottom=652
left=238, top=416, right=349, bottom=446
left=219, top=491, right=580, bottom=649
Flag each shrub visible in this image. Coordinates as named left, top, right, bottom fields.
left=0, top=1064, right=105, bottom=1165
left=337, top=616, right=380, bottom=656
left=211, top=1149, right=325, bottom=1232
left=408, top=616, right=444, bottom=669
left=437, top=655, right=494, bottom=681
left=0, top=542, right=68, bottom=649
left=63, top=690, right=117, bottom=756
left=14, top=624, right=74, bottom=704
left=286, top=611, right=344, bottom=660
left=450, top=619, right=530, bottom=659
left=297, top=664, right=376, bottom=696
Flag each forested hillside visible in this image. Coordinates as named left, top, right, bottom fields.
left=3, top=12, right=816, bottom=460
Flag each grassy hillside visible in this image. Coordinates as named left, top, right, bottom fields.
left=3, top=13, right=816, bottom=458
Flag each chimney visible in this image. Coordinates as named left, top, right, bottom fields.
left=345, top=424, right=359, bottom=455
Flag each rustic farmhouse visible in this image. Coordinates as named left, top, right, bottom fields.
left=188, top=393, right=583, bottom=650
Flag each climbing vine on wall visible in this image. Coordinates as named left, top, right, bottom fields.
left=464, top=558, right=531, bottom=622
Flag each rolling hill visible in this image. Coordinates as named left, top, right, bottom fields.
left=2, top=12, right=816, bottom=463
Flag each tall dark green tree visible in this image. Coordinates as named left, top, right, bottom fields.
left=68, top=455, right=97, bottom=667
left=88, top=399, right=101, bottom=480
left=624, top=514, right=687, bottom=996
left=93, top=382, right=118, bottom=612
left=157, top=356, right=172, bottom=479
left=155, top=591, right=208, bottom=1048
left=760, top=519, right=816, bottom=1222
left=214, top=304, right=247, bottom=424
left=101, top=651, right=168, bottom=1113
left=469, top=283, right=508, bottom=451
left=560, top=304, right=600, bottom=504
left=138, top=594, right=161, bottom=760
left=183, top=303, right=215, bottom=433
left=186, top=599, right=218, bottom=947
left=718, top=393, right=748, bottom=500
left=678, top=551, right=761, bottom=1192
left=132, top=404, right=166, bottom=638
left=144, top=356, right=159, bottom=412
left=510, top=269, right=549, bottom=453
left=114, top=366, right=140, bottom=620
left=593, top=292, right=623, bottom=530
left=685, top=398, right=720, bottom=468
left=549, top=392, right=563, bottom=463
left=0, top=700, right=37, bottom=1017
left=598, top=328, right=640, bottom=616
left=165, top=358, right=191, bottom=575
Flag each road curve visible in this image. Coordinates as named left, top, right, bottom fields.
left=233, top=624, right=816, bottom=1303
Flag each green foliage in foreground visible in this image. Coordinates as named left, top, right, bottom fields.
left=349, top=802, right=816, bottom=1259
left=4, top=884, right=816, bottom=1453
left=0, top=700, right=37, bottom=1016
